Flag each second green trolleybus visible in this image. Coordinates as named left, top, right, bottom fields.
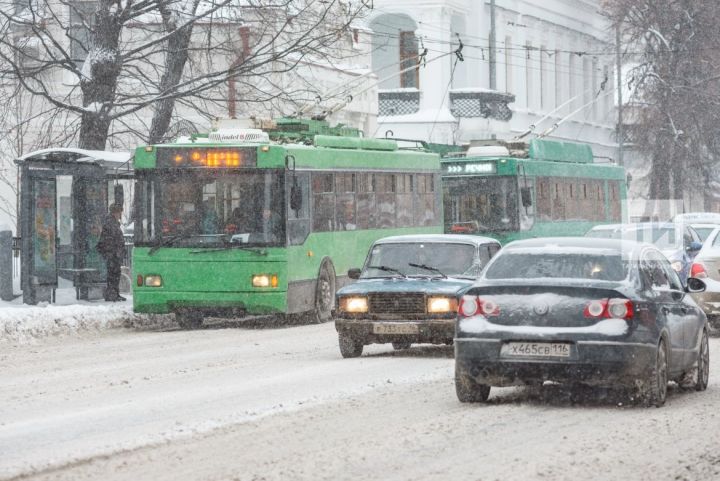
left=442, top=138, right=627, bottom=244
left=131, top=119, right=442, bottom=327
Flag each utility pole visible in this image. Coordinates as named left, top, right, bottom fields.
left=615, top=22, right=624, bottom=167
left=489, top=0, right=496, bottom=90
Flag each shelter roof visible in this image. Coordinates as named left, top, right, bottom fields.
left=15, top=148, right=132, bottom=173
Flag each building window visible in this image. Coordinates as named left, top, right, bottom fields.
left=399, top=31, right=419, bottom=88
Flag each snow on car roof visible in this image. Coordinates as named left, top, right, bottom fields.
left=502, top=236, right=646, bottom=256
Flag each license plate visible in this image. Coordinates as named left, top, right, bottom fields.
left=373, top=323, right=419, bottom=335
left=500, top=342, right=571, bottom=358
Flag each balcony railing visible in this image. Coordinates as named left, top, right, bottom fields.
left=450, top=90, right=515, bottom=121
left=378, top=89, right=420, bottom=116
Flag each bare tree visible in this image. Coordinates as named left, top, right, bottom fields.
left=0, top=0, right=370, bottom=150
left=0, top=80, right=75, bottom=229
left=603, top=0, right=720, bottom=210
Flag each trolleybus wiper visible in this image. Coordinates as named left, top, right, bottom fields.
left=189, top=244, right=268, bottom=256
left=408, top=262, right=447, bottom=278
left=366, top=265, right=407, bottom=278
left=148, top=232, right=194, bottom=255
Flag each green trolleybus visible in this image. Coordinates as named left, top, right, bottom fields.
left=131, top=119, right=442, bottom=327
left=441, top=138, right=627, bottom=244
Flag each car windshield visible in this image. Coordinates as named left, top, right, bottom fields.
left=485, top=250, right=628, bottom=281
left=363, top=242, right=476, bottom=278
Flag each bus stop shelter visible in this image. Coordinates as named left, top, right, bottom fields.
left=15, top=148, right=133, bottom=304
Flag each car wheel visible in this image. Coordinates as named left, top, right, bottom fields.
left=176, top=310, right=203, bottom=330
left=695, top=329, right=710, bottom=391
left=392, top=342, right=411, bottom=350
left=455, top=364, right=491, bottom=403
left=338, top=333, right=363, bottom=358
left=643, top=340, right=668, bottom=407
left=312, top=262, right=336, bottom=323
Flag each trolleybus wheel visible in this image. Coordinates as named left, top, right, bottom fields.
left=176, top=310, right=203, bottom=330
left=313, top=262, right=335, bottom=323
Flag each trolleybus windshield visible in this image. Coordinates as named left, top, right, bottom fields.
left=135, top=170, right=285, bottom=248
left=443, top=176, right=519, bottom=233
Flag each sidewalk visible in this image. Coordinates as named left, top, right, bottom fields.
left=1, top=278, right=138, bottom=344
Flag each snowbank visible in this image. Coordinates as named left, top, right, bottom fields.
left=0, top=303, right=142, bottom=344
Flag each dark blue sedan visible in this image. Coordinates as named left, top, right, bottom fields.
left=334, top=234, right=501, bottom=358
left=454, top=237, right=710, bottom=406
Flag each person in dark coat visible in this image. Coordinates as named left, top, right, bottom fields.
left=96, top=204, right=126, bottom=301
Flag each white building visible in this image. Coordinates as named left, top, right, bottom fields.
left=368, top=0, right=619, bottom=161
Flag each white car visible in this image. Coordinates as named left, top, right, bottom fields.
left=689, top=226, right=720, bottom=328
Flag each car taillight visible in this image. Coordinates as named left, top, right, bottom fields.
left=690, top=262, right=708, bottom=279
left=458, top=295, right=479, bottom=317
left=478, top=297, right=500, bottom=316
left=458, top=296, right=499, bottom=317
left=584, top=298, right=633, bottom=320
left=136, top=275, right=143, bottom=286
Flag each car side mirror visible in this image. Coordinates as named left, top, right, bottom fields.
left=348, top=268, right=361, bottom=280
left=686, top=241, right=703, bottom=252
left=520, top=186, right=533, bottom=207
left=686, top=277, right=706, bottom=293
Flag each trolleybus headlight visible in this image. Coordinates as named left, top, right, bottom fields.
left=340, top=296, right=368, bottom=313
left=252, top=274, right=278, bottom=288
left=427, top=297, right=457, bottom=313
left=144, top=275, right=163, bottom=287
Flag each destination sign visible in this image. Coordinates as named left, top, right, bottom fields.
left=443, top=162, right=497, bottom=175
left=156, top=147, right=257, bottom=168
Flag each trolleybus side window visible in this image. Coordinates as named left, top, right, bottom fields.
left=357, top=173, right=377, bottom=229
left=335, top=173, right=356, bottom=231
left=396, top=174, right=413, bottom=227
left=376, top=174, right=396, bottom=228
left=312, top=173, right=335, bottom=231
left=415, top=174, right=436, bottom=226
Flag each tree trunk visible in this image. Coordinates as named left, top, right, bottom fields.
left=78, top=0, right=122, bottom=150
left=147, top=21, right=194, bottom=144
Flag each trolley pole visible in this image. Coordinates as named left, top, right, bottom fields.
left=616, top=23, right=624, bottom=167
left=489, top=0, right=496, bottom=90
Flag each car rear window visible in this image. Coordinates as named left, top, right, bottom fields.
left=364, top=242, right=476, bottom=277
left=620, top=227, right=678, bottom=249
left=484, top=252, right=628, bottom=281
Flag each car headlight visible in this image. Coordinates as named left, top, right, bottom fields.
left=427, top=297, right=457, bottom=313
left=671, top=261, right=683, bottom=272
left=144, top=275, right=163, bottom=287
left=340, top=296, right=368, bottom=313
left=252, top=274, right=278, bottom=288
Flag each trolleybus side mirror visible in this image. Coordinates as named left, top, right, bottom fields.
left=286, top=154, right=303, bottom=212
left=290, top=182, right=303, bottom=211
left=520, top=186, right=533, bottom=207
left=348, top=268, right=361, bottom=280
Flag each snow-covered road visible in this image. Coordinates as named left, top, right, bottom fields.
left=2, top=322, right=719, bottom=481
